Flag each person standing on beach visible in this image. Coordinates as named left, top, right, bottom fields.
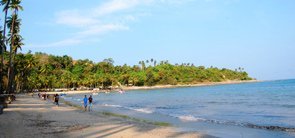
left=43, top=93, right=47, bottom=100
left=88, top=95, right=93, bottom=112
left=83, top=95, right=88, bottom=111
left=54, top=94, right=59, bottom=106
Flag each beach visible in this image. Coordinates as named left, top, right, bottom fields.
left=43, top=80, right=259, bottom=95
left=122, top=80, right=259, bottom=91
left=0, top=95, right=212, bottom=138
left=1, top=80, right=295, bottom=138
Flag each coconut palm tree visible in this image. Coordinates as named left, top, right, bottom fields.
left=6, top=0, right=23, bottom=93
left=0, top=28, right=4, bottom=93
left=1, top=0, right=11, bottom=41
left=12, top=34, right=23, bottom=55
left=18, top=52, right=35, bottom=91
left=7, top=14, right=22, bottom=93
left=0, top=0, right=11, bottom=93
left=10, top=34, right=23, bottom=90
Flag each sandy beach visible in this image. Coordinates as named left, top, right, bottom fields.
left=42, top=80, right=259, bottom=95
left=122, top=80, right=259, bottom=91
left=0, top=95, right=213, bottom=138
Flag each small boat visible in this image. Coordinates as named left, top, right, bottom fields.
left=92, top=93, right=98, bottom=95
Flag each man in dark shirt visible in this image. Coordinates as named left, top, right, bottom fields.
left=88, top=95, right=93, bottom=112
left=54, top=94, right=59, bottom=106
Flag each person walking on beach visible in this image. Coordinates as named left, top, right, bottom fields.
left=88, top=95, right=93, bottom=112
left=54, top=94, right=59, bottom=106
left=43, top=93, right=47, bottom=100
left=83, top=95, right=88, bottom=111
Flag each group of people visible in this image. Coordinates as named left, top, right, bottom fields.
left=83, top=95, right=93, bottom=111
left=37, top=92, right=94, bottom=111
left=37, top=93, right=59, bottom=106
left=38, top=93, right=48, bottom=100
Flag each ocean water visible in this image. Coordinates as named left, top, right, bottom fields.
left=63, top=79, right=295, bottom=138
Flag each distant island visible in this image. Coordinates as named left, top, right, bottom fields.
left=1, top=51, right=253, bottom=93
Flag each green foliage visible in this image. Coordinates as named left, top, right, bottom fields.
left=9, top=53, right=253, bottom=92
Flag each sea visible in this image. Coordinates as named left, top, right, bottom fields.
left=62, top=79, right=295, bottom=138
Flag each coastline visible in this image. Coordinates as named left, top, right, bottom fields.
left=43, top=80, right=259, bottom=95
left=122, top=80, right=259, bottom=91
left=0, top=95, right=213, bottom=138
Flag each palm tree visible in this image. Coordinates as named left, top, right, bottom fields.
left=1, top=0, right=11, bottom=43
left=20, top=53, right=35, bottom=91
left=0, top=0, right=11, bottom=93
left=0, top=29, right=4, bottom=93
left=7, top=0, right=23, bottom=93
left=12, top=34, right=23, bottom=55
left=164, top=60, right=169, bottom=64
left=10, top=34, right=23, bottom=90
left=141, top=60, right=145, bottom=70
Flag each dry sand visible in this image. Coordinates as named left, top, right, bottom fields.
left=0, top=95, right=213, bottom=138
left=122, top=80, right=259, bottom=91
left=43, top=80, right=259, bottom=95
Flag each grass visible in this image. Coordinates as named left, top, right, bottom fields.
left=61, top=99, right=171, bottom=127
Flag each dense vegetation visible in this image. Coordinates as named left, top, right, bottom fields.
left=1, top=51, right=252, bottom=92
left=0, top=0, right=24, bottom=94
left=0, top=0, right=252, bottom=93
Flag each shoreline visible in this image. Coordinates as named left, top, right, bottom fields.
left=0, top=95, right=212, bottom=138
left=122, top=80, right=259, bottom=91
left=43, top=80, right=259, bottom=95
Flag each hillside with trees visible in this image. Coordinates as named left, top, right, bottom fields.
left=1, top=51, right=253, bottom=93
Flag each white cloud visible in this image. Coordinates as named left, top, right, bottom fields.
left=55, top=10, right=100, bottom=27
left=27, top=38, right=82, bottom=48
left=55, top=0, right=152, bottom=28
left=158, top=0, right=194, bottom=5
left=93, top=0, right=144, bottom=16
left=34, top=0, right=194, bottom=48
left=78, top=24, right=129, bottom=36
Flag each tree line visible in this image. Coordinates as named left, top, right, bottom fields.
left=1, top=51, right=253, bottom=93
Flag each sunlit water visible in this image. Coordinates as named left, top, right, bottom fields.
left=63, top=79, right=295, bottom=138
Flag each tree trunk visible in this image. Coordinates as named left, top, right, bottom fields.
left=0, top=8, right=9, bottom=94
left=7, top=13, right=17, bottom=94
left=0, top=45, right=3, bottom=94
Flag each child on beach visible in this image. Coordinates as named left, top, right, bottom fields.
left=88, top=95, right=93, bottom=112
left=83, top=95, right=88, bottom=111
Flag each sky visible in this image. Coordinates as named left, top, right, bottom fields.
left=14, top=0, right=295, bottom=80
